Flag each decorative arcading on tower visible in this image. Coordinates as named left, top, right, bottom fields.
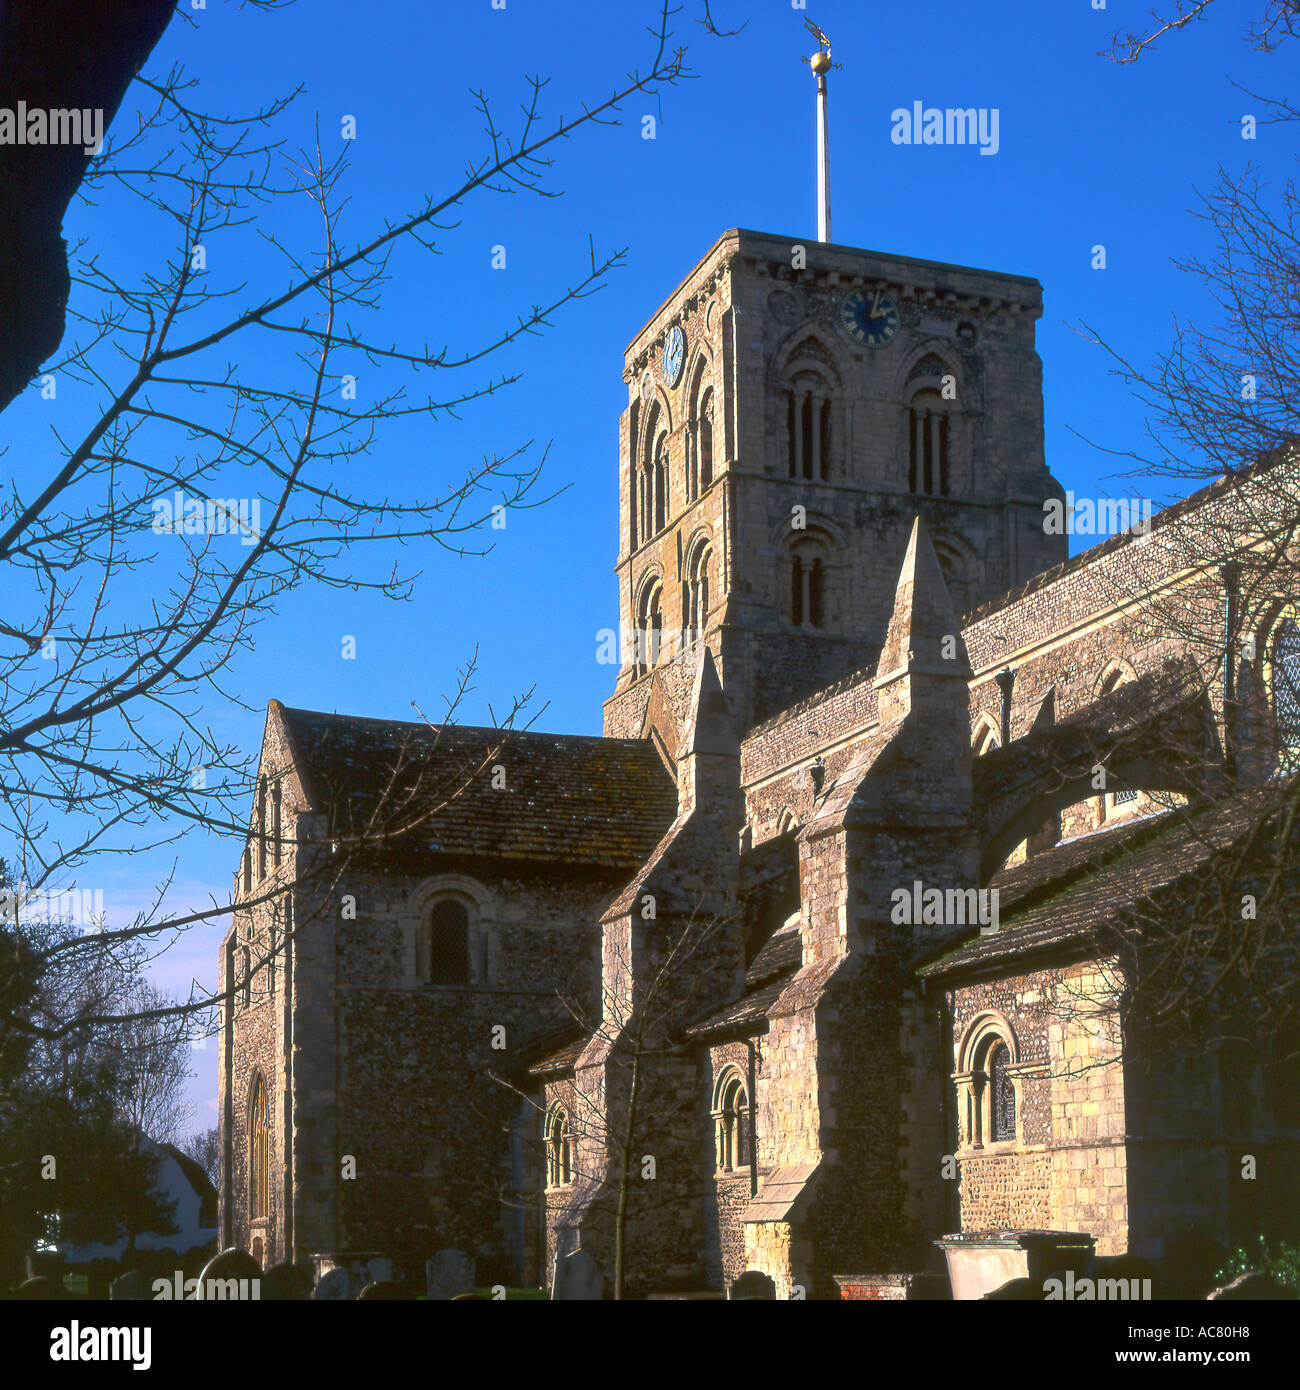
left=603, top=229, right=1067, bottom=748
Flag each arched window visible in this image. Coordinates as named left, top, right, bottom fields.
left=258, top=778, right=272, bottom=872
left=987, top=1040, right=1016, bottom=1142
left=1269, top=617, right=1300, bottom=772
left=239, top=945, right=251, bottom=1009
left=270, top=781, right=282, bottom=869
left=418, top=898, right=471, bottom=985
left=698, top=387, right=714, bottom=491
left=972, top=720, right=999, bottom=757
left=956, top=1014, right=1021, bottom=1149
left=546, top=1106, right=573, bottom=1188
left=684, top=542, right=712, bottom=638
left=713, top=1069, right=751, bottom=1172
left=241, top=846, right=251, bottom=896
left=636, top=404, right=661, bottom=547
left=248, top=1074, right=269, bottom=1221
left=1098, top=664, right=1128, bottom=698
left=786, top=377, right=834, bottom=481
left=789, top=541, right=827, bottom=629
left=635, top=578, right=664, bottom=675
left=652, top=432, right=669, bottom=535
left=908, top=389, right=950, bottom=497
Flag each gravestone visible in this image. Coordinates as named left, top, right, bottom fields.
left=260, top=1261, right=312, bottom=1300
left=983, top=1277, right=1046, bottom=1300
left=362, top=1255, right=392, bottom=1285
left=551, top=1249, right=603, bottom=1301
left=729, top=1269, right=776, bottom=1300
left=13, top=1275, right=72, bottom=1299
left=196, top=1245, right=261, bottom=1295
left=357, top=1279, right=403, bottom=1300
left=109, top=1269, right=151, bottom=1301
left=26, top=1251, right=65, bottom=1281
left=426, top=1249, right=475, bottom=1301
left=312, top=1266, right=356, bottom=1300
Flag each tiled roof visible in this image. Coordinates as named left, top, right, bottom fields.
left=525, top=1033, right=588, bottom=1078
left=684, top=926, right=802, bottom=1039
left=745, top=1163, right=820, bottom=1223
left=277, top=706, right=678, bottom=869
left=918, top=788, right=1278, bottom=979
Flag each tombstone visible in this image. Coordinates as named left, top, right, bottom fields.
left=260, top=1261, right=312, bottom=1300
left=199, top=1247, right=262, bottom=1293
left=426, top=1249, right=475, bottom=1302
left=357, top=1279, right=404, bottom=1300
left=12, top=1275, right=72, bottom=1299
left=551, top=1249, right=604, bottom=1301
left=729, top=1269, right=776, bottom=1301
left=311, top=1266, right=357, bottom=1301
left=983, top=1277, right=1047, bottom=1300
left=109, top=1269, right=151, bottom=1301
left=361, top=1255, right=392, bottom=1286
left=26, top=1251, right=65, bottom=1281
left=1208, top=1271, right=1297, bottom=1301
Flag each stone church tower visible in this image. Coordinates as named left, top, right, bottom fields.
left=603, top=229, right=1067, bottom=746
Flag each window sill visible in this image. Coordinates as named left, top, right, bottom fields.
left=956, top=1140, right=1022, bottom=1157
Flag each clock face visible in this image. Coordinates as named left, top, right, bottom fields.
left=840, top=289, right=900, bottom=345
left=662, top=325, right=685, bottom=387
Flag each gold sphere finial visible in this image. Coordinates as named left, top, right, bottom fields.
left=809, top=49, right=832, bottom=74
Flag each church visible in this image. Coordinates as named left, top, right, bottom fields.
left=217, top=225, right=1300, bottom=1298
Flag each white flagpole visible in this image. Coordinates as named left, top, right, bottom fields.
left=805, top=25, right=835, bottom=244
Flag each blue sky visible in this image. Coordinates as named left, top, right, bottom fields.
left=4, top=0, right=1290, bottom=1128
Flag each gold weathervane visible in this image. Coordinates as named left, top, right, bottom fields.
left=801, top=19, right=840, bottom=243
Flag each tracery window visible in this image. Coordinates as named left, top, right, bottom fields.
left=546, top=1106, right=573, bottom=1188
left=249, top=1074, right=269, bottom=1221
left=713, top=1069, right=752, bottom=1172
left=418, top=898, right=471, bottom=985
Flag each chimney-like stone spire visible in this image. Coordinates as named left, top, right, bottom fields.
left=679, top=646, right=740, bottom=820
left=873, top=515, right=972, bottom=723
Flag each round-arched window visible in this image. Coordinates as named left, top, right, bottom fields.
left=987, top=1040, right=1016, bottom=1143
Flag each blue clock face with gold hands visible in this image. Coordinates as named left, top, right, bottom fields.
left=840, top=289, right=899, bottom=345
left=663, top=324, right=685, bottom=386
